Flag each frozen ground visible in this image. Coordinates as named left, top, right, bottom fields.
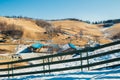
left=0, top=44, right=120, bottom=80
left=3, top=67, right=120, bottom=80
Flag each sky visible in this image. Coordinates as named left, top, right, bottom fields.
left=0, top=0, right=120, bottom=21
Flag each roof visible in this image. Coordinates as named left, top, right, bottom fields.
left=31, top=43, right=44, bottom=48
left=68, top=43, right=76, bottom=49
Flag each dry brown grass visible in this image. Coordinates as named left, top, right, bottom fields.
left=0, top=17, right=112, bottom=53
left=0, top=17, right=46, bottom=40
left=0, top=17, right=113, bottom=68
left=52, top=20, right=102, bottom=37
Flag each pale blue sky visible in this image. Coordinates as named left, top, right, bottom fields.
left=0, top=0, right=120, bottom=21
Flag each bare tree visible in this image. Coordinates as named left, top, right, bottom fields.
left=94, top=35, right=100, bottom=43
left=79, top=30, right=83, bottom=39
left=1, top=24, right=23, bottom=39
left=0, top=21, right=7, bottom=32
left=35, top=20, right=52, bottom=28
left=111, top=32, right=120, bottom=40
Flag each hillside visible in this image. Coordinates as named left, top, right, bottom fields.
left=0, top=17, right=46, bottom=40
left=0, top=17, right=112, bottom=53
left=51, top=20, right=111, bottom=44
left=105, top=23, right=120, bottom=39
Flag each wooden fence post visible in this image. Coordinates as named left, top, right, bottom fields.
left=7, top=64, right=10, bottom=79
left=48, top=58, right=51, bottom=74
left=43, top=59, right=45, bottom=75
left=80, top=53, right=83, bottom=71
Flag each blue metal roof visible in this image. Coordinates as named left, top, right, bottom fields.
left=20, top=48, right=32, bottom=53
left=31, top=43, right=44, bottom=48
left=68, top=43, right=76, bottom=49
